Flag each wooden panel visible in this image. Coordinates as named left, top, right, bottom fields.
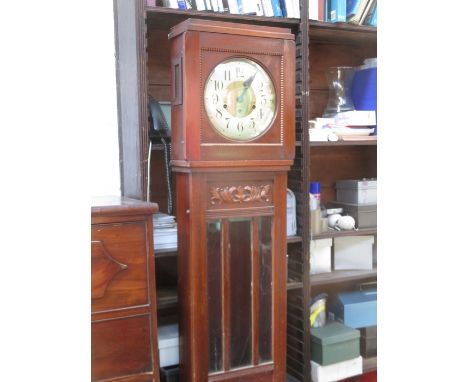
left=309, top=43, right=376, bottom=90
left=147, top=29, right=171, bottom=87
left=209, top=363, right=274, bottom=382
left=91, top=222, right=148, bottom=313
left=149, top=149, right=171, bottom=214
left=91, top=315, right=152, bottom=381
left=309, top=146, right=377, bottom=205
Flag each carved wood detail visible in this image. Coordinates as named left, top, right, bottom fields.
left=91, top=240, right=128, bottom=299
left=210, top=184, right=272, bottom=205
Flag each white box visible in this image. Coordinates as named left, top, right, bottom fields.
left=335, top=110, right=376, bottom=126
left=310, top=238, right=333, bottom=274
left=334, top=236, right=374, bottom=270
left=336, top=179, right=377, bottom=204
left=311, top=356, right=363, bottom=382
left=287, top=189, right=297, bottom=237
left=158, top=324, right=179, bottom=367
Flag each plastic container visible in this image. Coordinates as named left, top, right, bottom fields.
left=334, top=235, right=374, bottom=270
left=287, top=188, right=297, bottom=236
left=310, top=238, right=332, bottom=274
left=309, top=182, right=321, bottom=210
left=336, top=179, right=377, bottom=204
left=158, top=324, right=179, bottom=367
left=309, top=293, right=328, bottom=328
left=351, top=58, right=377, bottom=134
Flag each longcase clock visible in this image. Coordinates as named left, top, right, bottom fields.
left=168, top=19, right=295, bottom=382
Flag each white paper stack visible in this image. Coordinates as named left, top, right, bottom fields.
left=153, top=213, right=177, bottom=251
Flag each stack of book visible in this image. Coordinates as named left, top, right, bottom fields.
left=151, top=0, right=302, bottom=18
left=309, top=0, right=377, bottom=27
left=153, top=213, right=178, bottom=252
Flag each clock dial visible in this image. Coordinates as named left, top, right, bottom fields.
left=204, top=58, right=276, bottom=141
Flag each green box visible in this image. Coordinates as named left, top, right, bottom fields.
left=310, top=321, right=360, bottom=366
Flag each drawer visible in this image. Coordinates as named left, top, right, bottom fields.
left=92, top=314, right=153, bottom=381
left=91, top=221, right=149, bottom=313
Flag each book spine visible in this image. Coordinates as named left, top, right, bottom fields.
left=227, top=0, right=239, bottom=13
left=359, top=0, right=374, bottom=24
left=309, top=0, right=319, bottom=20
left=221, top=0, right=229, bottom=12
left=366, top=2, right=376, bottom=26
left=328, top=0, right=346, bottom=23
left=271, top=0, right=284, bottom=16
left=194, top=0, right=205, bottom=10
left=177, top=0, right=187, bottom=9
left=261, top=0, right=274, bottom=16
left=318, top=0, right=325, bottom=20
left=255, top=0, right=265, bottom=15
left=279, top=0, right=288, bottom=17
left=346, top=0, right=360, bottom=18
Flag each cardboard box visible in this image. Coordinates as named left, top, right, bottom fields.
left=158, top=324, right=179, bottom=367
left=311, top=356, right=363, bottom=382
left=336, top=179, right=377, bottom=204
left=310, top=321, right=360, bottom=366
left=310, top=238, right=333, bottom=274
left=330, top=289, right=377, bottom=329
left=334, top=235, right=374, bottom=270
left=328, top=201, right=377, bottom=228
left=360, top=326, right=377, bottom=357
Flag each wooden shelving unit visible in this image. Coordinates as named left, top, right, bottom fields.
left=309, top=267, right=377, bottom=288
left=309, top=139, right=377, bottom=147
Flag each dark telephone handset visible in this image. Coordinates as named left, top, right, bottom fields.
left=148, top=96, right=173, bottom=215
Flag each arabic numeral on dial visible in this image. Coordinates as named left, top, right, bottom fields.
left=216, top=109, right=223, bottom=119
left=214, top=80, right=224, bottom=91
left=237, top=121, right=244, bottom=132
left=211, top=93, right=219, bottom=104
left=258, top=108, right=264, bottom=119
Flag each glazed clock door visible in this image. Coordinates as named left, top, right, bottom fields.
left=207, top=215, right=273, bottom=372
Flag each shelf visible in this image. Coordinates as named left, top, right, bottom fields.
left=287, top=235, right=303, bottom=244
left=309, top=20, right=377, bottom=44
left=309, top=139, right=377, bottom=147
left=310, top=267, right=377, bottom=288
left=286, top=280, right=303, bottom=291
left=154, top=248, right=178, bottom=259
left=154, top=236, right=300, bottom=258
left=146, top=6, right=300, bottom=31
left=363, top=355, right=377, bottom=373
left=312, top=227, right=377, bottom=240
left=157, top=288, right=178, bottom=310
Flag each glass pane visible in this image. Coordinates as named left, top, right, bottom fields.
left=229, top=217, right=252, bottom=368
left=258, top=216, right=272, bottom=363
left=207, top=220, right=223, bottom=372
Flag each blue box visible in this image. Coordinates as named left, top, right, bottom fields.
left=330, top=289, right=377, bottom=329
left=351, top=66, right=377, bottom=134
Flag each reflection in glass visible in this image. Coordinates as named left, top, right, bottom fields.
left=229, top=217, right=252, bottom=368
left=207, top=220, right=223, bottom=372
left=258, top=216, right=272, bottom=363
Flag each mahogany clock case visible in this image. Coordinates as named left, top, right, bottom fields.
left=168, top=19, right=296, bottom=167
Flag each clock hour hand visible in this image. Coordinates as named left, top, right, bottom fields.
left=237, top=69, right=259, bottom=102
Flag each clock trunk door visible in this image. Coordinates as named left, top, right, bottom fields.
left=207, top=216, right=273, bottom=373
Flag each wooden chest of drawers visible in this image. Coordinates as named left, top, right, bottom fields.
left=91, top=197, right=160, bottom=382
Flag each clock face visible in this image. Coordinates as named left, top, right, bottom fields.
left=204, top=58, right=276, bottom=141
